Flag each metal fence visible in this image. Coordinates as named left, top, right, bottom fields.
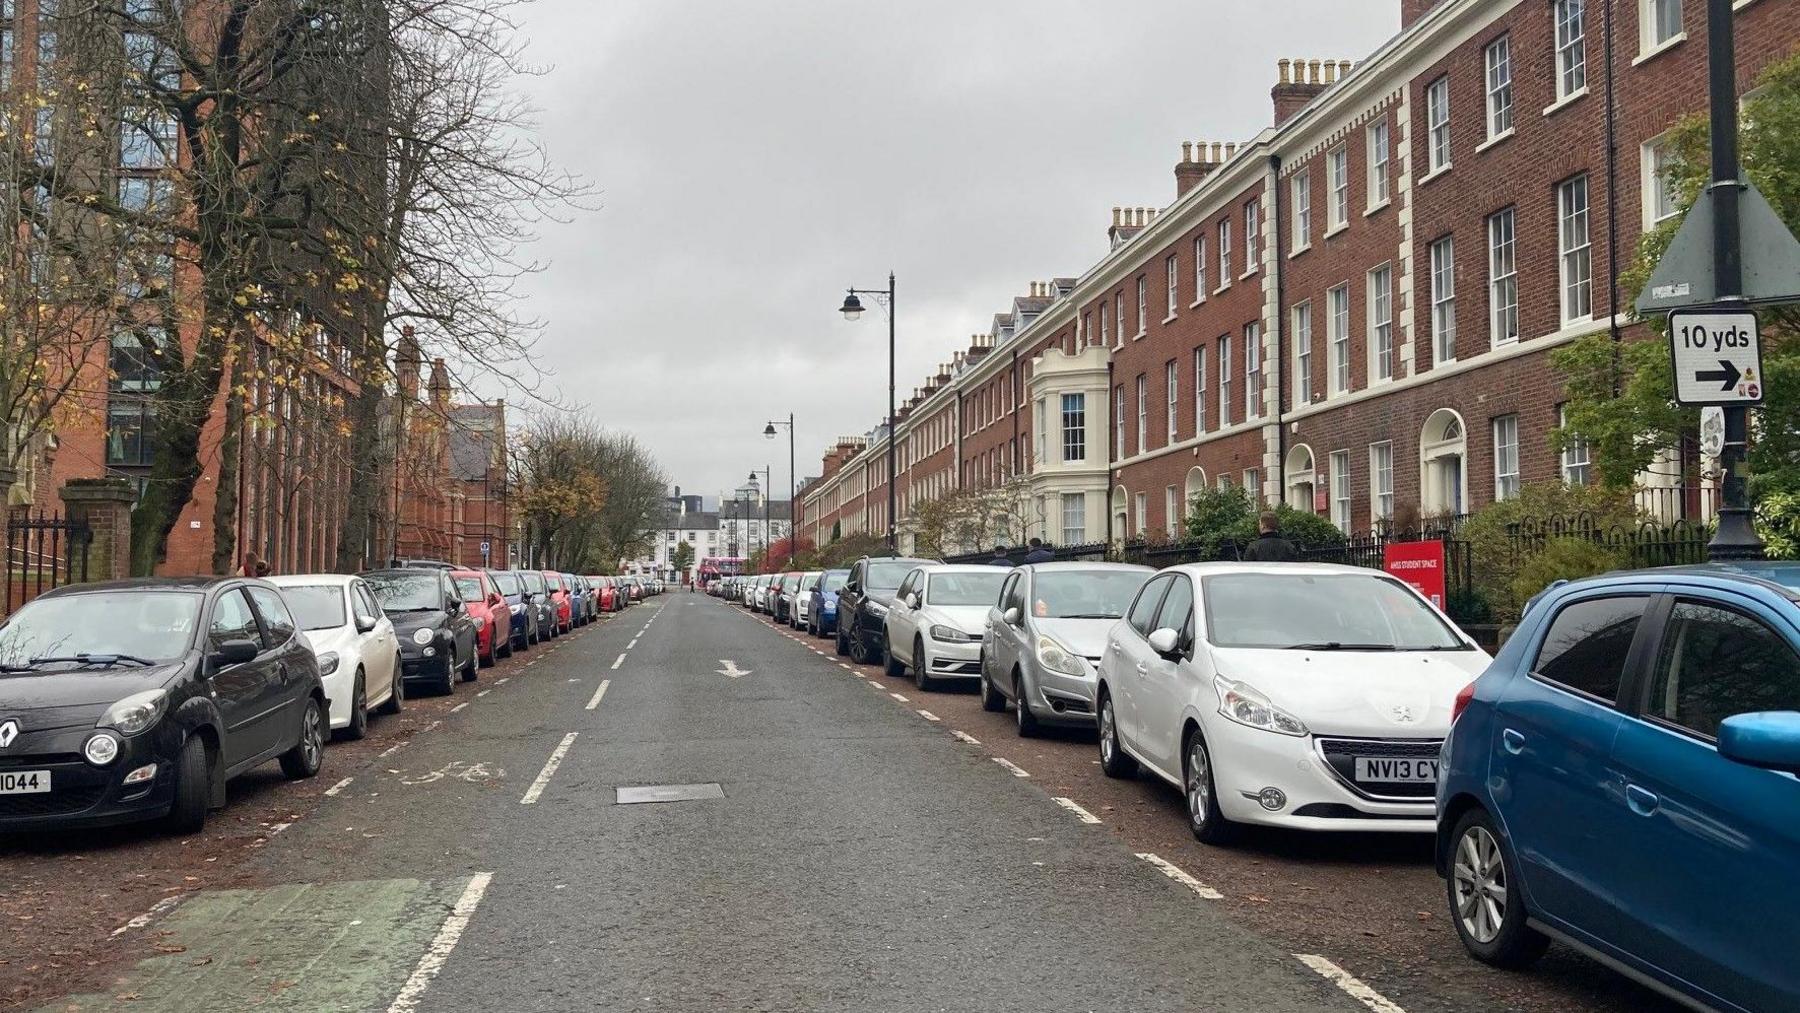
left=4, top=513, right=91, bottom=614
left=1506, top=513, right=1713, bottom=569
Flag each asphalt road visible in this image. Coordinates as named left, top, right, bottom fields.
left=35, top=595, right=1366, bottom=1012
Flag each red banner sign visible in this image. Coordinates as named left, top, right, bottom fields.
left=1384, top=539, right=1447, bottom=609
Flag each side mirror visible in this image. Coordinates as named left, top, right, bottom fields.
left=1003, top=606, right=1022, bottom=626
left=905, top=592, right=921, bottom=610
left=355, top=614, right=378, bottom=634
left=1719, top=712, right=1800, bottom=774
left=489, top=593, right=504, bottom=609
left=212, top=638, right=260, bottom=667
left=1147, top=627, right=1181, bottom=658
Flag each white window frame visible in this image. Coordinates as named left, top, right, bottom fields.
left=1426, top=76, right=1451, bottom=175
left=1328, top=146, right=1350, bottom=229
left=1218, top=336, right=1232, bottom=429
left=1367, top=119, right=1390, bottom=209
left=1370, top=441, right=1395, bottom=523
left=1135, top=373, right=1147, bottom=453
left=1492, top=414, right=1522, bottom=502
left=1368, top=264, right=1394, bottom=382
left=1217, top=220, right=1232, bottom=289
left=1165, top=486, right=1180, bottom=537
left=1559, top=174, right=1593, bottom=324
left=1193, top=346, right=1207, bottom=435
left=1330, top=450, right=1352, bottom=533
left=1133, top=492, right=1148, bottom=535
left=1559, top=404, right=1592, bottom=485
left=1166, top=254, right=1179, bottom=317
left=1113, top=384, right=1125, bottom=459
left=1485, top=35, right=1514, bottom=140
left=1061, top=492, right=1086, bottom=544
left=1061, top=392, right=1086, bottom=463
left=1165, top=360, right=1178, bottom=442
left=1293, top=301, right=1314, bottom=405
left=1327, top=283, right=1351, bottom=396
left=1292, top=171, right=1312, bottom=249
left=1244, top=469, right=1262, bottom=505
left=1430, top=236, right=1457, bottom=365
left=1136, top=276, right=1148, bottom=336
left=1192, top=235, right=1207, bottom=303
left=1555, top=0, right=1587, bottom=101
left=1488, top=207, right=1519, bottom=346
left=1100, top=301, right=1110, bottom=348
left=1243, top=199, right=1260, bottom=275
left=1643, top=136, right=1680, bottom=228
left=1244, top=322, right=1262, bottom=419
left=1115, top=292, right=1125, bottom=347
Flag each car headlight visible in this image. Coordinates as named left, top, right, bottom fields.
left=930, top=624, right=977, bottom=643
left=99, top=689, right=166, bottom=736
left=1036, top=636, right=1087, bottom=676
left=1214, top=676, right=1309, bottom=736
left=822, top=600, right=837, bottom=613
left=511, top=604, right=524, bottom=615
left=316, top=651, right=340, bottom=677
left=84, top=732, right=121, bottom=767
left=863, top=600, right=888, bottom=619
left=412, top=628, right=434, bottom=646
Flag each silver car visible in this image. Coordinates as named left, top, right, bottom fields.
left=979, top=562, right=1154, bottom=737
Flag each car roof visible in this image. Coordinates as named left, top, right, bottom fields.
left=1163, top=561, right=1383, bottom=579
left=267, top=573, right=358, bottom=587
left=1543, top=563, right=1800, bottom=603
left=38, top=575, right=239, bottom=597
left=361, top=568, right=439, bottom=579
left=921, top=563, right=1007, bottom=576
left=1018, top=561, right=1154, bottom=574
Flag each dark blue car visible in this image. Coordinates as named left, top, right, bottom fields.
left=1437, top=563, right=1800, bottom=1013
left=488, top=569, right=536, bottom=652
left=807, top=569, right=850, bottom=638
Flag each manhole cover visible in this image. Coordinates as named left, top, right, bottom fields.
left=616, top=783, right=725, bottom=805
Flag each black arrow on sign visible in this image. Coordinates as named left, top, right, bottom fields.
left=1695, top=359, right=1742, bottom=392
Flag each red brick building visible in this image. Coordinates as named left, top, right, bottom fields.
left=804, top=0, right=1795, bottom=553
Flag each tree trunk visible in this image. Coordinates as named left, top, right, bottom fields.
left=334, top=375, right=385, bottom=571
left=209, top=366, right=243, bottom=575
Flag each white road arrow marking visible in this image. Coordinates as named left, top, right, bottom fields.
left=717, top=659, right=752, bottom=679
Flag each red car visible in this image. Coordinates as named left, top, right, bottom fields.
left=451, top=569, right=510, bottom=666
left=591, top=576, right=618, bottom=612
left=541, top=571, right=573, bottom=633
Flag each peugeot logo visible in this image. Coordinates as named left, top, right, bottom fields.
left=1390, top=705, right=1416, bottom=724
left=0, top=720, right=17, bottom=749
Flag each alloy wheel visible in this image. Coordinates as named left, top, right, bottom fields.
left=1453, top=825, right=1508, bottom=945
left=301, top=700, right=324, bottom=769
left=1185, top=736, right=1212, bottom=831
left=1099, top=699, right=1116, bottom=764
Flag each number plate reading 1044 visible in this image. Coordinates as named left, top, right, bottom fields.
left=0, top=771, right=50, bottom=795
left=1668, top=309, right=1763, bottom=406
left=1354, top=757, right=1438, bottom=783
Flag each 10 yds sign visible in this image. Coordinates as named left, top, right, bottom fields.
left=1669, top=308, right=1764, bottom=406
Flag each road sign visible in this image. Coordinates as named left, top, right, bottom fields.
left=479, top=540, right=491, bottom=554
left=1700, top=406, right=1726, bottom=459
left=1637, top=182, right=1800, bottom=314
left=1668, top=309, right=1763, bottom=406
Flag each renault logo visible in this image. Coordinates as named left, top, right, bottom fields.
left=0, top=720, right=17, bottom=749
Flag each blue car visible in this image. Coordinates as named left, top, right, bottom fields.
left=807, top=569, right=850, bottom=638
left=1437, top=563, right=1800, bottom=1013
left=489, top=569, right=537, bottom=652
left=561, top=572, right=588, bottom=628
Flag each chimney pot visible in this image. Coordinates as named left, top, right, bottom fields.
left=1309, top=59, right=1322, bottom=83
left=1340, top=59, right=1353, bottom=77
left=1278, top=58, right=1291, bottom=84
left=1181, top=140, right=1193, bottom=162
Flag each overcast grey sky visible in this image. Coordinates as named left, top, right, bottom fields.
left=510, top=1, right=1400, bottom=505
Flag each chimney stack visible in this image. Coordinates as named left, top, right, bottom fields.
left=1108, top=205, right=1159, bottom=248
left=1272, top=57, right=1353, bottom=127
left=1176, top=139, right=1250, bottom=197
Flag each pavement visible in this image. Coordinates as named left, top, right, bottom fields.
left=6, top=594, right=1684, bottom=1012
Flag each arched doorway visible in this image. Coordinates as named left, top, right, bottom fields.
left=1111, top=486, right=1128, bottom=541
left=1285, top=445, right=1316, bottom=513
left=1420, top=409, right=1467, bottom=517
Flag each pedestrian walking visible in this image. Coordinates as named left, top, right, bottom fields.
left=1240, top=511, right=1301, bottom=562
left=987, top=544, right=1013, bottom=567
left=235, top=549, right=263, bottom=577
left=1023, top=538, right=1055, bottom=564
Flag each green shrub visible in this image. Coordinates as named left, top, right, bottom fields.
left=1756, top=491, right=1800, bottom=560
left=1459, top=481, right=1641, bottom=621
left=1181, top=486, right=1347, bottom=558
left=1508, top=537, right=1627, bottom=607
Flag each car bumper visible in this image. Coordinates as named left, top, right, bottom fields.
left=399, top=649, right=449, bottom=681
left=921, top=637, right=983, bottom=679
left=0, top=732, right=178, bottom=833
left=1021, top=659, right=1099, bottom=726
left=321, top=663, right=358, bottom=730
left=1205, top=723, right=1438, bottom=832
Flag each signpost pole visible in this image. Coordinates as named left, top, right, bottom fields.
left=1705, top=0, right=1763, bottom=561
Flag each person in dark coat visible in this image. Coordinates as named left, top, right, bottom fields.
left=1023, top=538, right=1055, bottom=564
left=987, top=545, right=1014, bottom=567
left=1240, top=512, right=1301, bottom=562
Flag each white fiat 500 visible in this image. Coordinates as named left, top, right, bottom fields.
left=269, top=574, right=404, bottom=740
left=1095, top=562, right=1488, bottom=843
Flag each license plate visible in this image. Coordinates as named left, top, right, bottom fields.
left=0, top=770, right=51, bottom=795
left=1354, top=757, right=1438, bottom=783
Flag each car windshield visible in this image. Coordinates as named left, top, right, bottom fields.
left=0, top=591, right=201, bottom=666
left=279, top=585, right=347, bottom=632
left=1031, top=571, right=1152, bottom=619
left=365, top=573, right=440, bottom=611
left=927, top=571, right=1007, bottom=607
left=820, top=571, right=848, bottom=592
left=1201, top=573, right=1467, bottom=651
left=491, top=571, right=521, bottom=595
left=865, top=561, right=917, bottom=591
left=453, top=577, right=485, bottom=601
left=522, top=571, right=546, bottom=593
left=801, top=574, right=821, bottom=590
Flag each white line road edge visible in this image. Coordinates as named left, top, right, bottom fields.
left=384, top=872, right=495, bottom=1013
left=586, top=679, right=610, bottom=711
left=520, top=732, right=579, bottom=805
left=611, top=653, right=626, bottom=670
left=992, top=757, right=1030, bottom=778
left=916, top=710, right=940, bottom=722
left=110, top=895, right=184, bottom=937
left=450, top=702, right=469, bottom=714
left=1052, top=797, right=1102, bottom=824
left=627, top=638, right=639, bottom=649
left=1294, top=954, right=1407, bottom=1013
left=889, top=692, right=909, bottom=703
left=1136, top=852, right=1224, bottom=900
left=951, top=731, right=981, bottom=745
left=323, top=777, right=354, bottom=797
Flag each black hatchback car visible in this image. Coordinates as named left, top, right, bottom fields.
left=0, top=578, right=326, bottom=835
left=360, top=569, right=477, bottom=694
left=835, top=556, right=941, bottom=665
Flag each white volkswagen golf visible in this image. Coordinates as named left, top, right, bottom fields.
left=269, top=574, right=404, bottom=740
left=1095, top=562, right=1488, bottom=843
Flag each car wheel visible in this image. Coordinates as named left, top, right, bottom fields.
left=1097, top=691, right=1136, bottom=778
left=835, top=626, right=849, bottom=657
left=163, top=735, right=210, bottom=835
left=913, top=637, right=935, bottom=691
left=884, top=640, right=906, bottom=678
left=481, top=637, right=496, bottom=668
left=437, top=655, right=456, bottom=695
left=1448, top=808, right=1550, bottom=968
left=461, top=644, right=479, bottom=683
left=979, top=662, right=1005, bottom=712
left=378, top=660, right=404, bottom=715
left=848, top=634, right=872, bottom=666
left=1183, top=728, right=1234, bottom=845
left=279, top=696, right=326, bottom=780
left=337, top=671, right=368, bottom=742
left=1013, top=670, right=1041, bottom=737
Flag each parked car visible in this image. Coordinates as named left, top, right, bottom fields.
left=397, top=558, right=456, bottom=570
left=589, top=576, right=615, bottom=613
left=269, top=574, right=403, bottom=739
left=1096, top=562, right=1487, bottom=844
left=578, top=576, right=599, bottom=622
left=0, top=578, right=326, bottom=835
left=449, top=569, right=509, bottom=666
left=749, top=574, right=769, bottom=613
left=883, top=565, right=1009, bottom=690
left=790, top=572, right=823, bottom=630
left=836, top=556, right=941, bottom=665
left=807, top=569, right=849, bottom=638
left=979, top=562, right=1154, bottom=736
left=361, top=568, right=478, bottom=694
left=540, top=572, right=573, bottom=633
left=772, top=572, right=802, bottom=624
left=521, top=569, right=557, bottom=638
left=561, top=573, right=588, bottom=628
left=489, top=569, right=538, bottom=652
left=1436, top=564, right=1800, bottom=1013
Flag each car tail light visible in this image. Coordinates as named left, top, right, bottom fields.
left=1452, top=680, right=1478, bottom=724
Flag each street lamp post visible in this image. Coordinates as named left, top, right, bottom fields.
left=839, top=272, right=897, bottom=552
left=764, top=415, right=796, bottom=569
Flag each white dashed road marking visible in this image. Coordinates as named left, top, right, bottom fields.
left=385, top=872, right=495, bottom=1013
left=111, top=895, right=184, bottom=937
left=889, top=692, right=909, bottom=703
left=1052, top=797, right=1102, bottom=824
left=520, top=732, right=579, bottom=805
left=612, top=653, right=626, bottom=670
left=1295, top=954, right=1407, bottom=1013
left=324, top=777, right=354, bottom=797
left=450, top=703, right=469, bottom=713
left=992, top=757, right=1030, bottom=778
left=916, top=710, right=940, bottom=722
left=627, top=638, right=638, bottom=649
left=951, top=731, right=981, bottom=745
left=477, top=690, right=491, bottom=698
left=1136, top=852, right=1224, bottom=900
left=586, top=679, right=610, bottom=711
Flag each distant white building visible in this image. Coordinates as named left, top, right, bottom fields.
left=627, top=483, right=790, bottom=583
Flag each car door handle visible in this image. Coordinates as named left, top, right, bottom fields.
left=1501, top=729, right=1525, bottom=755
left=1135, top=662, right=1148, bottom=677
left=1626, top=784, right=1660, bottom=817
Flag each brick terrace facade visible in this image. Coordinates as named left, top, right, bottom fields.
left=800, top=0, right=1794, bottom=551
